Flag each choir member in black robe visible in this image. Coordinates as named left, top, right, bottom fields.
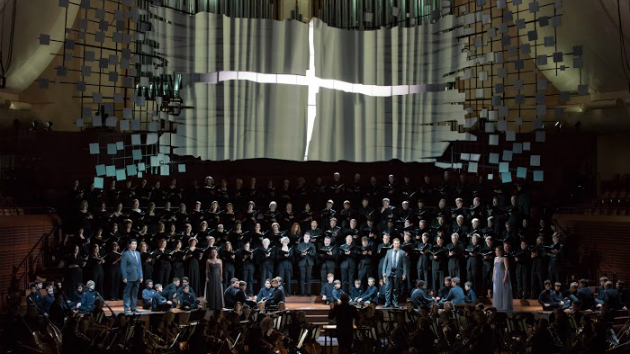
left=189, top=201, right=206, bottom=231
left=446, top=234, right=464, bottom=279
left=299, top=202, right=315, bottom=230
left=296, top=234, right=316, bottom=296
left=170, top=239, right=186, bottom=281
left=465, top=234, right=482, bottom=297
left=256, top=238, right=275, bottom=290
left=416, top=232, right=432, bottom=286
left=221, top=203, right=237, bottom=231
left=339, top=235, right=357, bottom=292
left=66, top=245, right=85, bottom=294
left=243, top=201, right=258, bottom=233
left=160, top=201, right=177, bottom=226
left=184, top=238, right=203, bottom=296
left=85, top=244, right=104, bottom=294
left=324, top=218, right=342, bottom=246
left=155, top=238, right=172, bottom=286
left=276, top=237, right=294, bottom=296
left=377, top=234, right=392, bottom=276
left=220, top=241, right=237, bottom=290
left=282, top=202, right=297, bottom=230
left=236, top=242, right=255, bottom=295
left=318, top=236, right=338, bottom=282
left=344, top=219, right=361, bottom=244
left=358, top=198, right=376, bottom=227
left=431, top=236, right=447, bottom=293
left=357, top=236, right=374, bottom=287
left=200, top=176, right=216, bottom=206
left=264, top=201, right=281, bottom=229
left=515, top=240, right=531, bottom=299
left=481, top=237, right=496, bottom=297
left=546, top=233, right=565, bottom=285
left=288, top=222, right=302, bottom=246
left=103, top=242, right=122, bottom=300
left=174, top=203, right=190, bottom=231
left=139, top=241, right=154, bottom=287
left=379, top=198, right=396, bottom=229
left=320, top=200, right=337, bottom=224
left=206, top=201, right=221, bottom=229
left=338, top=201, right=358, bottom=229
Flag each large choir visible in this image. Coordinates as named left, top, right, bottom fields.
left=12, top=171, right=628, bottom=354
left=59, top=172, right=627, bottom=311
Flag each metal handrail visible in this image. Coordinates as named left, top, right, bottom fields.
left=10, top=225, right=59, bottom=294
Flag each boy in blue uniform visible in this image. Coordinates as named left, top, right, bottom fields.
left=332, top=280, right=345, bottom=304
left=349, top=280, right=364, bottom=306
left=465, top=281, right=476, bottom=304
left=142, top=280, right=157, bottom=309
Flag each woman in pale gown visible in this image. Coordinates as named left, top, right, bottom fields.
left=493, top=246, right=514, bottom=312
left=205, top=248, right=224, bottom=310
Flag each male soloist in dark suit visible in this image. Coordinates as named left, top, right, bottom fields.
left=382, top=238, right=408, bottom=307
left=121, top=239, right=143, bottom=314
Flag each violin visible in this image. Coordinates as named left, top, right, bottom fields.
left=265, top=328, right=288, bottom=354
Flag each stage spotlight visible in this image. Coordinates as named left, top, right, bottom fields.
left=30, top=120, right=38, bottom=131
left=44, top=121, right=53, bottom=131
left=555, top=121, right=562, bottom=132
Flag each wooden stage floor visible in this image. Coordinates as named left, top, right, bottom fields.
left=104, top=296, right=547, bottom=317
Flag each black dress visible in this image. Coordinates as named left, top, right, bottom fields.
left=84, top=255, right=104, bottom=294
left=171, top=250, right=186, bottom=281
left=141, top=251, right=155, bottom=284
left=186, top=248, right=202, bottom=295
left=155, top=249, right=172, bottom=286
left=104, top=251, right=122, bottom=300
left=66, top=254, right=84, bottom=294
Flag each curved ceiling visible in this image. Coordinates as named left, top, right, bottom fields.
left=1, top=0, right=78, bottom=93
left=509, top=0, right=630, bottom=94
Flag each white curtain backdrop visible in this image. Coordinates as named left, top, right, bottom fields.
left=145, top=7, right=475, bottom=163
left=309, top=88, right=469, bottom=162
left=313, top=18, right=472, bottom=86
left=161, top=81, right=308, bottom=161
left=146, top=7, right=309, bottom=74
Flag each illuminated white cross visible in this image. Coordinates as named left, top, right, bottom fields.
left=198, top=20, right=431, bottom=160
